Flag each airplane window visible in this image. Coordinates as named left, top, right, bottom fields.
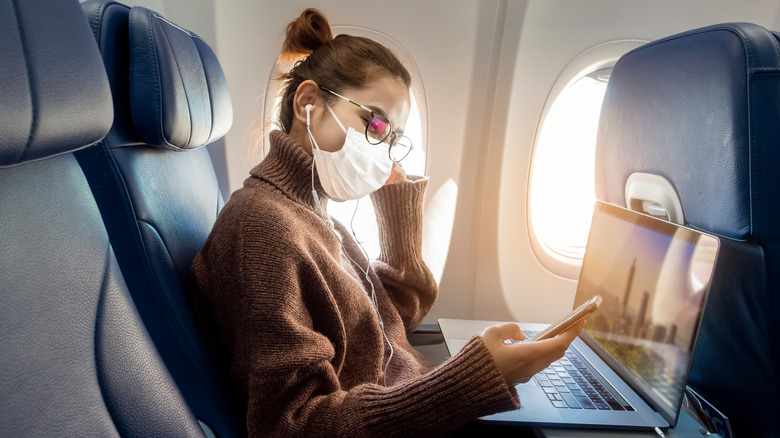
left=262, top=26, right=428, bottom=260
left=528, top=69, right=610, bottom=263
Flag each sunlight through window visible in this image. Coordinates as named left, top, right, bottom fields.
left=529, top=70, right=609, bottom=261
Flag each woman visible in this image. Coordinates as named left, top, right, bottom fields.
left=188, top=8, right=583, bottom=437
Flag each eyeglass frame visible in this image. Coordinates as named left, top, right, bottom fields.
left=319, top=86, right=413, bottom=162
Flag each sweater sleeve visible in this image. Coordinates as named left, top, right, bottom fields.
left=226, top=197, right=518, bottom=437
left=369, top=176, right=438, bottom=332
left=248, top=332, right=520, bottom=437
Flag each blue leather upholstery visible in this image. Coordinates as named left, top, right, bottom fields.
left=128, top=6, right=233, bottom=150
left=77, top=1, right=239, bottom=436
left=0, top=0, right=203, bottom=436
left=595, top=23, right=780, bottom=436
left=0, top=0, right=113, bottom=164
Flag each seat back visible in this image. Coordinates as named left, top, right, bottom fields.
left=0, top=0, right=204, bottom=436
left=77, top=1, right=239, bottom=436
left=595, top=22, right=780, bottom=436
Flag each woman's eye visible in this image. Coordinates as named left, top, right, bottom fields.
left=368, top=118, right=389, bottom=134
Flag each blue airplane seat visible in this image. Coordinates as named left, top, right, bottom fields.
left=76, top=1, right=240, bottom=436
left=595, top=22, right=780, bottom=437
left=0, top=0, right=204, bottom=436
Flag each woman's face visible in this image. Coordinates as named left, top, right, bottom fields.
left=312, top=76, right=411, bottom=153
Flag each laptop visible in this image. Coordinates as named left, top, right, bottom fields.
left=439, top=201, right=720, bottom=431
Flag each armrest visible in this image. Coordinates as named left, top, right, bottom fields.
left=407, top=323, right=449, bottom=365
left=407, top=323, right=443, bottom=346
left=410, top=323, right=442, bottom=335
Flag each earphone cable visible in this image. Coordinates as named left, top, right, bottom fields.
left=308, top=121, right=394, bottom=385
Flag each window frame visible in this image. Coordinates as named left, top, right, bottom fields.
left=527, top=40, right=648, bottom=279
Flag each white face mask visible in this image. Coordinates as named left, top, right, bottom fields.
left=307, top=102, right=394, bottom=201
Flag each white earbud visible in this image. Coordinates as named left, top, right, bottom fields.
left=305, top=104, right=313, bottom=126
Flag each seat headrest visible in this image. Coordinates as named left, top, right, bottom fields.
left=129, top=6, right=232, bottom=151
left=595, top=22, right=780, bottom=239
left=0, top=0, right=113, bottom=167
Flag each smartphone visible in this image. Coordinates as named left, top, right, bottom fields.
left=531, top=295, right=602, bottom=342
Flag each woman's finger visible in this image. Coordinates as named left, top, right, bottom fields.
left=482, top=322, right=525, bottom=342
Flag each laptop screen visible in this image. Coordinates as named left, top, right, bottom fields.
left=573, top=201, right=719, bottom=423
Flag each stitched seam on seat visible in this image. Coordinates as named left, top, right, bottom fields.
left=151, top=13, right=193, bottom=38
left=752, top=24, right=780, bottom=60
left=748, top=74, right=780, bottom=380
left=153, top=14, right=195, bottom=149
left=726, top=25, right=780, bottom=71
left=104, top=145, right=153, bottom=274
left=11, top=0, right=38, bottom=164
left=135, top=218, right=224, bottom=397
left=769, top=30, right=780, bottom=59
left=747, top=64, right=756, bottom=239
left=726, top=25, right=754, bottom=71
left=134, top=218, right=192, bottom=357
left=619, top=26, right=728, bottom=61
left=130, top=9, right=164, bottom=148
left=622, top=27, right=758, bottom=76
left=94, top=244, right=122, bottom=437
left=0, top=140, right=101, bottom=169
left=197, top=42, right=215, bottom=144
left=89, top=1, right=105, bottom=39
left=738, top=28, right=756, bottom=239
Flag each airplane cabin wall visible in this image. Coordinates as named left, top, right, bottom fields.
left=126, top=0, right=780, bottom=325
left=211, top=0, right=512, bottom=324
left=488, top=0, right=780, bottom=325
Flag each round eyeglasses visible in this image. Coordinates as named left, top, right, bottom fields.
left=320, top=87, right=413, bottom=162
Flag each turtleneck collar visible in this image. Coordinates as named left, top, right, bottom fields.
left=250, top=130, right=329, bottom=214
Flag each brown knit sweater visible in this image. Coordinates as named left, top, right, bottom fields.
left=188, top=130, right=519, bottom=437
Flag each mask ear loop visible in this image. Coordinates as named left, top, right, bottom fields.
left=306, top=103, right=394, bottom=384
left=324, top=101, right=347, bottom=134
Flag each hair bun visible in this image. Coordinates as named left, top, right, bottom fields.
left=279, top=8, right=334, bottom=64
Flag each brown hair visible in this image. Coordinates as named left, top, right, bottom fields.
left=276, top=8, right=411, bottom=133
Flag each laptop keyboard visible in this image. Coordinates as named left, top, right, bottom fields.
left=524, top=331, right=634, bottom=411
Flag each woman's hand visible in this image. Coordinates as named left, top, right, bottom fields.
left=481, top=320, right=585, bottom=386
left=385, top=162, right=408, bottom=185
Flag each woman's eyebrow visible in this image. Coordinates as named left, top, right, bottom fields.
left=364, top=104, right=387, bottom=117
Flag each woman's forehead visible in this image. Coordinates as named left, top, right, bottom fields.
left=337, top=77, right=410, bottom=126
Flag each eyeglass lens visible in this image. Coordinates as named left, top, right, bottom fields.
left=366, top=115, right=391, bottom=144
left=389, top=135, right=412, bottom=162
left=363, top=114, right=412, bottom=162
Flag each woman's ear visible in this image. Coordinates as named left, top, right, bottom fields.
left=293, top=80, right=319, bottom=126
